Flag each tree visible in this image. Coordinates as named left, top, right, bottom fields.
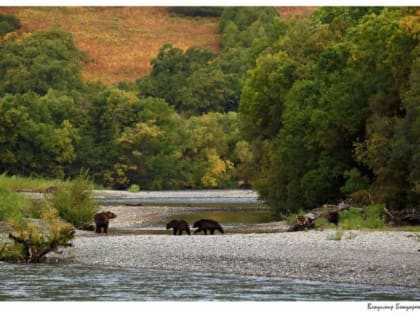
left=240, top=51, right=298, bottom=141
left=178, top=67, right=238, bottom=114
left=111, top=97, right=185, bottom=189
left=0, top=28, right=84, bottom=96
left=0, top=13, right=21, bottom=37
left=239, top=7, right=419, bottom=214
left=183, top=112, right=240, bottom=188
left=137, top=44, right=214, bottom=109
left=137, top=44, right=240, bottom=115
left=0, top=93, right=79, bottom=178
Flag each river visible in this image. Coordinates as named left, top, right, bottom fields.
left=1, top=262, right=419, bottom=301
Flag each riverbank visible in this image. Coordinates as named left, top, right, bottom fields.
left=2, top=189, right=419, bottom=289
left=59, top=230, right=420, bottom=288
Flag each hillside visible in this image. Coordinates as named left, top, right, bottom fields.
left=0, top=7, right=220, bottom=84
left=0, top=7, right=313, bottom=85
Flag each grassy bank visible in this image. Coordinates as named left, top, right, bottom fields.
left=287, top=204, right=420, bottom=232
left=0, top=173, right=62, bottom=193
left=0, top=173, right=99, bottom=262
left=0, top=173, right=98, bottom=228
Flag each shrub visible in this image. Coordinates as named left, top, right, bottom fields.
left=338, top=208, right=365, bottom=229
left=1, top=206, right=74, bottom=263
left=0, top=14, right=21, bottom=36
left=128, top=184, right=140, bottom=192
left=0, top=189, right=30, bottom=221
left=363, top=204, right=386, bottom=229
left=51, top=174, right=98, bottom=229
left=339, top=205, right=385, bottom=230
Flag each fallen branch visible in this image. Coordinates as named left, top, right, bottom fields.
left=383, top=208, right=420, bottom=226
left=287, top=201, right=352, bottom=232
left=383, top=207, right=394, bottom=220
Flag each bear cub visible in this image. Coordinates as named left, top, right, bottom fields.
left=94, top=211, right=117, bottom=234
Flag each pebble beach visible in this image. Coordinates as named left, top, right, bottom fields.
left=61, top=229, right=420, bottom=288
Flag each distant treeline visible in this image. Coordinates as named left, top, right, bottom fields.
left=0, top=8, right=418, bottom=215
left=168, top=7, right=224, bottom=17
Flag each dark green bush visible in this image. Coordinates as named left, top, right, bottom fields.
left=0, top=14, right=21, bottom=36
left=169, top=7, right=224, bottom=17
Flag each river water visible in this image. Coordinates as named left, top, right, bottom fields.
left=1, top=262, right=419, bottom=301
left=94, top=189, right=262, bottom=206
left=1, top=190, right=419, bottom=301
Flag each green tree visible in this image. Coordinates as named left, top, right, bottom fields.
left=178, top=67, right=238, bottom=114
left=0, top=29, right=84, bottom=96
left=113, top=97, right=184, bottom=189
left=137, top=44, right=214, bottom=108
left=0, top=93, right=79, bottom=178
left=182, top=112, right=242, bottom=188
left=0, top=14, right=21, bottom=37
left=240, top=51, right=298, bottom=141
left=239, top=7, right=419, bottom=214
left=137, top=44, right=240, bottom=115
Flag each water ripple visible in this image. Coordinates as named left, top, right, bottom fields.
left=0, top=262, right=418, bottom=301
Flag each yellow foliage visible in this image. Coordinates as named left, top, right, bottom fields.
left=119, top=122, right=162, bottom=145
left=103, top=163, right=130, bottom=187
left=200, top=149, right=234, bottom=188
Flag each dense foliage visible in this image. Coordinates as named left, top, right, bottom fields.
left=0, top=13, right=21, bottom=37
left=168, top=7, right=224, bottom=17
left=239, top=7, right=420, bottom=213
left=0, top=7, right=418, bottom=216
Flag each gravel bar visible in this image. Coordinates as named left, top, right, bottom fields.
left=60, top=230, right=420, bottom=288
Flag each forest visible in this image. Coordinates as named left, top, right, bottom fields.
left=0, top=7, right=419, bottom=216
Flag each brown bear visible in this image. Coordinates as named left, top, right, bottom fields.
left=166, top=219, right=191, bottom=235
left=327, top=210, right=339, bottom=225
left=193, top=219, right=224, bottom=235
left=94, top=211, right=117, bottom=234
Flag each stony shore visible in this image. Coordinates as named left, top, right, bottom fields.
left=3, top=190, right=420, bottom=289
left=60, top=229, right=420, bottom=288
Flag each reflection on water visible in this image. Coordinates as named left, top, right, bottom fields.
left=0, top=262, right=419, bottom=301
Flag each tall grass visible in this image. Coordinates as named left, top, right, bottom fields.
left=339, top=205, right=385, bottom=230
left=0, top=173, right=61, bottom=192
left=306, top=204, right=386, bottom=231
left=51, top=173, right=98, bottom=229
left=0, top=188, right=29, bottom=221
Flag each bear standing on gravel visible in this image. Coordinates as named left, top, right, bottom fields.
left=94, top=211, right=117, bottom=234
left=166, top=220, right=191, bottom=235
left=193, top=219, right=224, bottom=235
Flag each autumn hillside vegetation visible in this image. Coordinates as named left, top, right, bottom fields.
left=0, top=7, right=220, bottom=84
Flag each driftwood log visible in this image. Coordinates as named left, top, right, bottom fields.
left=15, top=186, right=57, bottom=194
left=384, top=208, right=420, bottom=226
left=287, top=201, right=350, bottom=232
